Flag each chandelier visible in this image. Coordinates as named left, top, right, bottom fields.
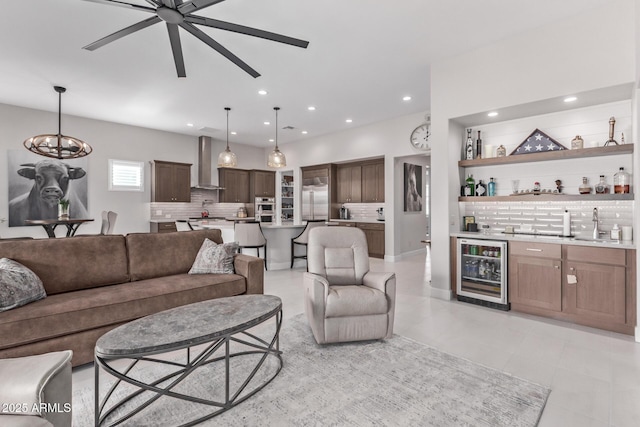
left=23, top=86, right=92, bottom=159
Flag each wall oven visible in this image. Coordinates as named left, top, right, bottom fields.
left=457, top=238, right=509, bottom=310
left=255, top=197, right=275, bottom=223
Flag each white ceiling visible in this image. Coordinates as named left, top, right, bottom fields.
left=0, top=0, right=613, bottom=147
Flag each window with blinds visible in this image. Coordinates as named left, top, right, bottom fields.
left=109, top=159, right=144, bottom=192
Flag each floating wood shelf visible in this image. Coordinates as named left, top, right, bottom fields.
left=458, top=144, right=634, bottom=168
left=458, top=193, right=634, bottom=202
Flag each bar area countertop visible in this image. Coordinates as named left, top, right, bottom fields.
left=329, top=219, right=385, bottom=224
left=451, top=231, right=635, bottom=250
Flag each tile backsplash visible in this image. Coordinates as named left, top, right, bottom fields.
left=342, top=203, right=384, bottom=221
left=461, top=200, right=633, bottom=238
left=151, top=189, right=246, bottom=220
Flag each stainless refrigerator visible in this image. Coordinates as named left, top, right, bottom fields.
left=302, top=176, right=329, bottom=220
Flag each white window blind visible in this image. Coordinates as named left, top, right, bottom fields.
left=109, top=159, right=144, bottom=192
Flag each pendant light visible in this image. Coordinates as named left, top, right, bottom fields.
left=217, top=107, right=237, bottom=167
left=267, top=107, right=286, bottom=168
left=23, top=86, right=92, bottom=159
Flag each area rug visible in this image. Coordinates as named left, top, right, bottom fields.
left=73, top=314, right=549, bottom=426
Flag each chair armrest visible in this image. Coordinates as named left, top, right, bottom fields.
left=363, top=271, right=396, bottom=294
left=234, top=253, right=264, bottom=295
left=303, top=272, right=331, bottom=342
left=0, top=350, right=72, bottom=427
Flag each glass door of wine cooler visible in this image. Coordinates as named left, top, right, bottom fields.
left=457, top=239, right=508, bottom=306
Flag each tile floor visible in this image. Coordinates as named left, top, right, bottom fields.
left=74, top=248, right=640, bottom=426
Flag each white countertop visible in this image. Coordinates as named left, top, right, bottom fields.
left=451, top=231, right=635, bottom=249
left=329, top=219, right=385, bottom=224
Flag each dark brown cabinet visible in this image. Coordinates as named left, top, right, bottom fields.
left=150, top=222, right=177, bottom=233
left=218, top=168, right=250, bottom=203
left=357, top=222, right=385, bottom=259
left=250, top=170, right=276, bottom=198
left=151, top=161, right=191, bottom=202
left=337, top=164, right=361, bottom=203
left=361, top=161, right=385, bottom=202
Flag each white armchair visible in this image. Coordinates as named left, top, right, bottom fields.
left=303, top=226, right=396, bottom=344
left=0, top=350, right=73, bottom=427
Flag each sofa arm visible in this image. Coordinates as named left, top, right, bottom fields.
left=234, top=253, right=264, bottom=295
left=303, top=273, right=330, bottom=343
left=0, top=350, right=72, bottom=427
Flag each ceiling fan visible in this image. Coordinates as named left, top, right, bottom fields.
left=82, top=0, right=310, bottom=78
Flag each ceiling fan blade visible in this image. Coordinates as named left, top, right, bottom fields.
left=83, top=16, right=162, bottom=51
left=166, top=24, right=186, bottom=77
left=179, top=22, right=260, bottom=78
left=82, top=0, right=157, bottom=13
left=185, top=16, right=309, bottom=48
left=177, top=0, right=226, bottom=15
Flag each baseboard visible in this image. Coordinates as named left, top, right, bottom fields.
left=384, top=247, right=426, bottom=262
left=429, top=285, right=452, bottom=301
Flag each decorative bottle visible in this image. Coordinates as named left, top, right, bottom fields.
left=579, top=177, right=592, bottom=194
left=496, top=145, right=506, bottom=157
left=595, top=175, right=609, bottom=194
left=465, top=129, right=474, bottom=160
left=464, top=174, right=476, bottom=196
left=475, top=130, right=482, bottom=159
left=571, top=135, right=584, bottom=150
left=614, top=167, right=630, bottom=194
left=476, top=180, right=487, bottom=196
left=487, top=177, right=496, bottom=196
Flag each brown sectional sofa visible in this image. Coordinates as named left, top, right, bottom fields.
left=0, top=229, right=264, bottom=366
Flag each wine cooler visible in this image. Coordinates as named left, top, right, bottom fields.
left=457, top=238, right=509, bottom=310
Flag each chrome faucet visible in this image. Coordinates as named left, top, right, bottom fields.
left=592, top=208, right=600, bottom=239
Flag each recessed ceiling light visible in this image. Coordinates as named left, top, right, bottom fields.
left=258, top=90, right=268, bottom=95
left=231, top=131, right=237, bottom=135
left=269, top=138, right=275, bottom=142
left=301, top=131, right=308, bottom=134
left=402, top=96, right=412, bottom=101
left=564, top=96, right=577, bottom=103
left=487, top=112, right=498, bottom=117
left=264, top=121, right=270, bottom=125
left=186, top=123, right=194, bottom=127
left=345, top=119, right=353, bottom=123
left=307, top=106, right=316, bottom=111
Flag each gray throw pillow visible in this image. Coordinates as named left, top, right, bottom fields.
left=0, top=258, right=46, bottom=312
left=189, top=239, right=239, bottom=274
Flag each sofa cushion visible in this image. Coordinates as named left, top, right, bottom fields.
left=0, top=236, right=129, bottom=295
left=0, top=272, right=246, bottom=351
left=189, top=239, right=239, bottom=274
left=127, top=229, right=223, bottom=281
left=325, top=285, right=388, bottom=317
left=0, top=258, right=46, bottom=313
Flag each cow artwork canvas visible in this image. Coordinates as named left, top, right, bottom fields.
left=8, top=150, right=89, bottom=227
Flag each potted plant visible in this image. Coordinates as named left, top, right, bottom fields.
left=58, top=199, right=70, bottom=220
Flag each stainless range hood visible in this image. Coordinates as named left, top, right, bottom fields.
left=192, top=136, right=225, bottom=190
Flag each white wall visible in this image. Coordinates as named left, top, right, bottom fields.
left=0, top=103, right=265, bottom=238
left=430, top=0, right=636, bottom=300
left=275, top=111, right=430, bottom=257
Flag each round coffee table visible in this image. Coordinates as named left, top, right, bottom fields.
left=94, top=294, right=282, bottom=426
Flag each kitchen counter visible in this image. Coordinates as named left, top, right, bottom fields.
left=329, top=219, right=385, bottom=224
left=451, top=231, right=635, bottom=249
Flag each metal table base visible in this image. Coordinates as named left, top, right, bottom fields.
left=95, top=310, right=282, bottom=427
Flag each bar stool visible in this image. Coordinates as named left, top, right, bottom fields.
left=234, top=221, right=268, bottom=270
left=291, top=220, right=326, bottom=269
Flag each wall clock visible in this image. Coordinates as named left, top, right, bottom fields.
left=410, top=120, right=431, bottom=151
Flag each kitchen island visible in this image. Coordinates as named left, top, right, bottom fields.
left=192, top=220, right=306, bottom=270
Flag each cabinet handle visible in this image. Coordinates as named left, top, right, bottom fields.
left=569, top=267, right=575, bottom=271
left=525, top=248, right=543, bottom=252
left=554, top=265, right=560, bottom=269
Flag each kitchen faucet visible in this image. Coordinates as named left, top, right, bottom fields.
left=592, top=208, right=603, bottom=239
